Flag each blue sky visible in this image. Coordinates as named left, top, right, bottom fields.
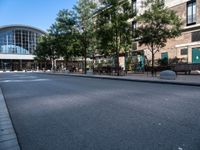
left=0, top=0, right=77, bottom=32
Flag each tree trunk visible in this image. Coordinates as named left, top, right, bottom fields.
left=54, top=59, right=57, bottom=72
left=84, top=47, right=87, bottom=74
left=116, top=48, right=120, bottom=76
left=51, top=58, right=54, bottom=72
left=92, top=54, right=95, bottom=73
left=115, top=27, right=119, bottom=76
left=51, top=58, right=56, bottom=72
left=151, top=52, right=154, bottom=77
left=45, top=62, right=47, bottom=70
left=65, top=57, right=68, bottom=71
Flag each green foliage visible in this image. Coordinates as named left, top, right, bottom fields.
left=34, top=38, right=48, bottom=63
left=55, top=9, right=77, bottom=35
left=35, top=0, right=134, bottom=73
left=50, top=9, right=82, bottom=60
left=95, top=0, right=132, bottom=75
left=35, top=35, right=60, bottom=62
left=136, top=0, right=182, bottom=74
left=35, top=9, right=82, bottom=70
left=157, top=57, right=168, bottom=66
left=76, top=0, right=98, bottom=54
left=96, top=0, right=132, bottom=58
left=35, top=2, right=98, bottom=72
left=136, top=0, right=182, bottom=53
left=75, top=0, right=97, bottom=29
left=75, top=0, right=98, bottom=73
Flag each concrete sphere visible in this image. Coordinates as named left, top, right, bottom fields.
left=160, top=70, right=176, bottom=80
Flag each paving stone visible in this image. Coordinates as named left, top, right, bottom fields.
left=7, top=147, right=21, bottom=150
left=0, top=120, right=12, bottom=126
left=0, top=88, right=20, bottom=150
left=0, top=124, right=13, bottom=130
left=0, top=112, right=8, bottom=115
left=0, top=116, right=9, bottom=121
left=0, top=118, right=10, bottom=122
left=0, top=128, right=15, bottom=136
left=0, top=139, right=19, bottom=149
left=0, top=134, right=16, bottom=142
left=0, top=109, right=8, bottom=112
left=0, top=109, right=7, bottom=113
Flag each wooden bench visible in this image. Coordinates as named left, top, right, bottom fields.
left=171, top=63, right=200, bottom=75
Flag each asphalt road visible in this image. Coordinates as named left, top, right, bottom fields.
left=0, top=73, right=200, bottom=150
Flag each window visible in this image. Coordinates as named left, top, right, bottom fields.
left=132, top=21, right=137, bottom=38
left=187, top=0, right=196, bottom=25
left=141, top=1, right=145, bottom=8
left=192, top=31, right=200, bottom=42
left=161, top=52, right=168, bottom=59
left=132, top=0, right=136, bottom=15
left=132, top=42, right=137, bottom=50
left=180, top=48, right=188, bottom=55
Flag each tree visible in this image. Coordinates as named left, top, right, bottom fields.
left=136, top=0, right=182, bottom=76
left=96, top=0, right=132, bottom=75
left=34, top=36, right=49, bottom=70
left=35, top=35, right=60, bottom=71
left=50, top=9, right=83, bottom=69
left=75, top=0, right=97, bottom=74
left=36, top=8, right=87, bottom=72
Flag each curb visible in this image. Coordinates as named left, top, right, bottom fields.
left=0, top=87, right=21, bottom=150
left=38, top=72, right=200, bottom=87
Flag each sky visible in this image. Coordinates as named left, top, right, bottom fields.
left=0, top=0, right=77, bottom=32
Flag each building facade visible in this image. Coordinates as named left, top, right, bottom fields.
left=0, top=25, right=46, bottom=71
left=132, top=0, right=200, bottom=66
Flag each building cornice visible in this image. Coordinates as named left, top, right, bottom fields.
left=175, top=42, right=200, bottom=48
left=165, top=0, right=190, bottom=8
left=182, top=24, right=200, bottom=32
left=0, top=24, right=46, bottom=34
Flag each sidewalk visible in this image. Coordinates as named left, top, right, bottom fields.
left=0, top=88, right=20, bottom=150
left=43, top=71, right=200, bottom=86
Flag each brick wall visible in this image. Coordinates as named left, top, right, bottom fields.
left=170, top=2, right=187, bottom=27
left=165, top=0, right=189, bottom=8
left=197, top=0, right=200, bottom=24
left=135, top=1, right=200, bottom=64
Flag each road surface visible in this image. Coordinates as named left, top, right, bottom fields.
left=0, top=73, right=200, bottom=150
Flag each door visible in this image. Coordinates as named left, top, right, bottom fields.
left=192, top=48, right=200, bottom=63
left=161, top=52, right=168, bottom=59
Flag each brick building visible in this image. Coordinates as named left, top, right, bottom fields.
left=132, top=0, right=200, bottom=65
